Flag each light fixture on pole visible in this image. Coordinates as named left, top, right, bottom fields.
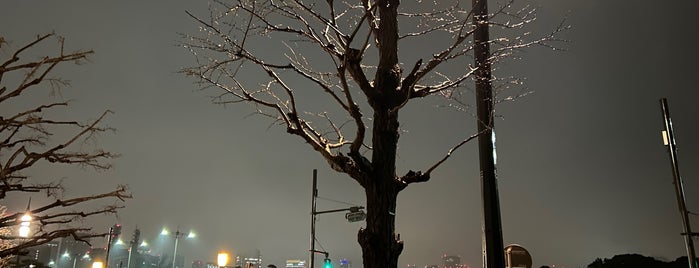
left=161, top=227, right=196, bottom=268
left=16, top=199, right=33, bottom=267
left=18, top=212, right=32, bottom=238
left=62, top=252, right=88, bottom=268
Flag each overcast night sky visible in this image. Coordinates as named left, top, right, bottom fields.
left=2, top=1, right=699, bottom=268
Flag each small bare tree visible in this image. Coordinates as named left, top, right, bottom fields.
left=182, top=1, right=564, bottom=267
left=0, top=33, right=131, bottom=261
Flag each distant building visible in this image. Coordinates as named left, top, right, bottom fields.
left=57, top=235, right=92, bottom=268
left=286, top=259, right=306, bottom=268
left=203, top=262, right=218, bottom=268
left=107, top=242, right=129, bottom=268
left=140, top=252, right=160, bottom=268
left=235, top=250, right=263, bottom=268
left=443, top=255, right=462, bottom=268
left=339, top=258, right=351, bottom=268
left=192, top=260, right=206, bottom=268
left=18, top=240, right=59, bottom=267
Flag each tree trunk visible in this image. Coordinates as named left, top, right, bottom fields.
left=359, top=0, right=404, bottom=267
left=360, top=181, right=401, bottom=268
left=359, top=108, right=403, bottom=268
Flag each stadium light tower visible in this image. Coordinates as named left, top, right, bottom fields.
left=161, top=227, right=196, bottom=268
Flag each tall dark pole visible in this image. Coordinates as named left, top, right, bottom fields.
left=310, top=169, right=318, bottom=268
left=105, top=226, right=114, bottom=268
left=172, top=229, right=181, bottom=268
left=660, top=98, right=697, bottom=268
left=472, top=0, right=505, bottom=267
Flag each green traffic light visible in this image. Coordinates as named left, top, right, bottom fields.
left=323, top=258, right=332, bottom=268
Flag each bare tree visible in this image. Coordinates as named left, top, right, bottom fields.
left=0, top=33, right=131, bottom=260
left=182, top=1, right=565, bottom=267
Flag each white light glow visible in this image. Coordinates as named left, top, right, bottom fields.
left=19, top=226, right=30, bottom=237
left=218, top=252, right=229, bottom=267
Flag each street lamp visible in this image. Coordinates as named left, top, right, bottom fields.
left=18, top=212, right=32, bottom=237
left=161, top=227, right=196, bottom=268
left=217, top=252, right=229, bottom=268
left=62, top=252, right=89, bottom=268
left=16, top=200, right=33, bottom=267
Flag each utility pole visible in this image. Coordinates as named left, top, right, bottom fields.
left=310, top=169, right=318, bottom=268
left=309, top=169, right=365, bottom=268
left=105, top=224, right=121, bottom=268
left=472, top=0, right=505, bottom=267
left=660, top=98, right=697, bottom=268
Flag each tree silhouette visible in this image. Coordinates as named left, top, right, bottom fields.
left=0, top=33, right=131, bottom=261
left=588, top=254, right=690, bottom=268
left=182, top=1, right=564, bottom=267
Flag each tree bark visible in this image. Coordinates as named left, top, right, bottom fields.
left=360, top=181, right=401, bottom=268
left=359, top=106, right=402, bottom=268
left=357, top=1, right=405, bottom=267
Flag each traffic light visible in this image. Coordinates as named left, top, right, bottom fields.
left=110, top=224, right=122, bottom=244
left=323, top=258, right=332, bottom=268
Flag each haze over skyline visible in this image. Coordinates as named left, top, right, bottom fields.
left=2, top=1, right=699, bottom=268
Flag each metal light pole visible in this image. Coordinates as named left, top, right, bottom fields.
left=472, top=0, right=505, bottom=267
left=660, top=98, right=697, bottom=268
left=310, top=170, right=318, bottom=268
left=162, top=227, right=195, bottom=268
left=105, top=224, right=121, bottom=268
left=172, top=231, right=180, bottom=268
left=126, top=241, right=133, bottom=267
left=64, top=253, right=82, bottom=268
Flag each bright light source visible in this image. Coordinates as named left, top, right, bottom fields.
left=140, top=240, right=149, bottom=247
left=20, top=214, right=32, bottom=223
left=19, top=226, right=30, bottom=237
left=92, top=261, right=104, bottom=268
left=323, top=258, right=332, bottom=268
left=18, top=212, right=32, bottom=237
left=187, top=231, right=196, bottom=239
left=161, top=228, right=169, bottom=236
left=217, top=252, right=229, bottom=267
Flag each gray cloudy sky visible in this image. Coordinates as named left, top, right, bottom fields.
left=2, top=1, right=699, bottom=268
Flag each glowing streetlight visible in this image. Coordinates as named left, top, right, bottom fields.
left=92, top=261, right=104, bottom=268
left=161, top=227, right=196, bottom=268
left=18, top=212, right=32, bottom=238
left=16, top=200, right=33, bottom=267
left=62, top=252, right=88, bottom=268
left=217, top=252, right=229, bottom=267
